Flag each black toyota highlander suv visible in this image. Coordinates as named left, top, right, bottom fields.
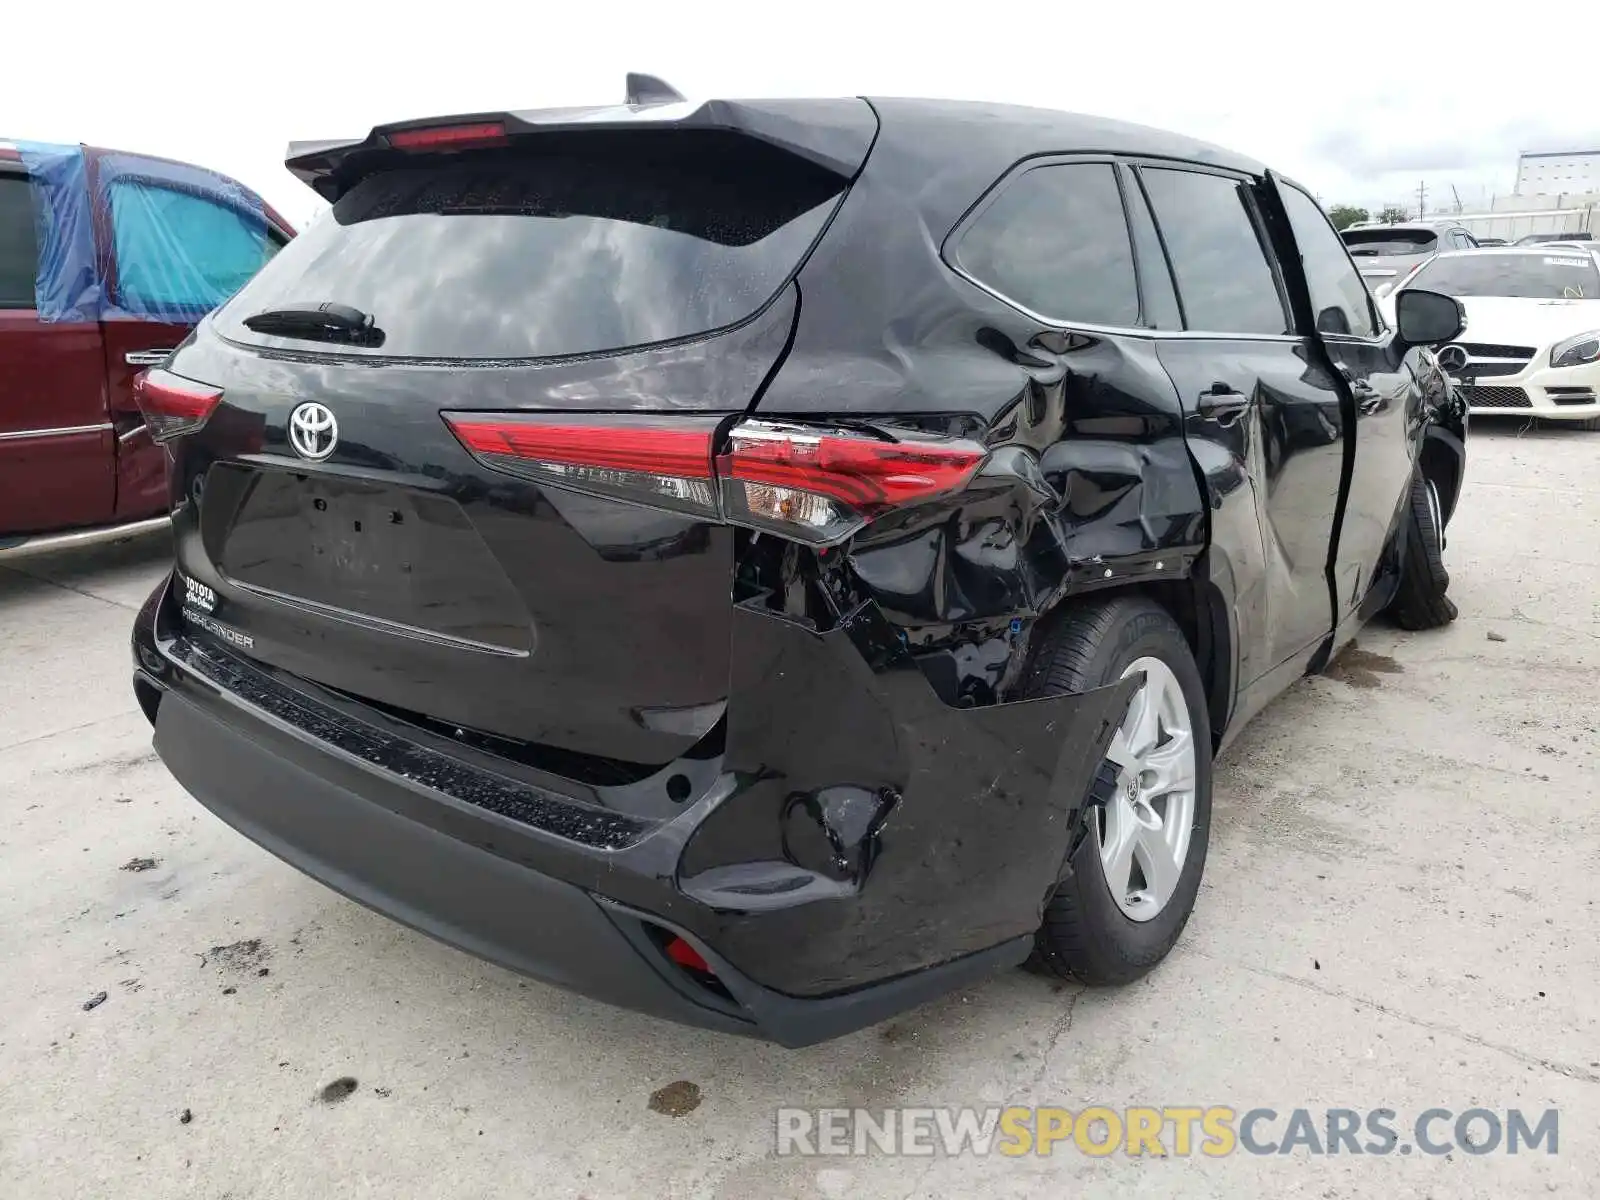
left=131, top=79, right=1469, bottom=1046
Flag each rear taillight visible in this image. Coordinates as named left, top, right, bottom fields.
left=133, top=369, right=222, bottom=442
left=663, top=936, right=711, bottom=973
left=720, top=420, right=987, bottom=544
left=444, top=415, right=721, bottom=519
left=386, top=122, right=508, bottom=151
left=442, top=414, right=987, bottom=545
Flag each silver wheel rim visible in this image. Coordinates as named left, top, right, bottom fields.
left=1094, top=657, right=1197, bottom=923
left=1424, top=477, right=1444, bottom=545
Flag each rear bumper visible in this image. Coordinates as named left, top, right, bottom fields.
left=132, top=574, right=1133, bottom=1044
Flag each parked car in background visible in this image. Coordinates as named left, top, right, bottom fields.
left=1515, top=231, right=1593, bottom=246
left=1, top=141, right=291, bottom=559
left=1381, top=248, right=1600, bottom=428
left=133, top=84, right=1469, bottom=1045
left=1475, top=237, right=1509, bottom=247
left=1341, top=220, right=1479, bottom=296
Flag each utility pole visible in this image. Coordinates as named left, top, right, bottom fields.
left=1416, top=179, right=1428, bottom=220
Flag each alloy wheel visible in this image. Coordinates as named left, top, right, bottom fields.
left=1094, top=657, right=1198, bottom=923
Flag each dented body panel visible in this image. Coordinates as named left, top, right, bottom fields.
left=133, top=574, right=1133, bottom=1042
left=131, top=94, right=1467, bottom=1041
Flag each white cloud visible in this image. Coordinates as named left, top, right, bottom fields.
left=7, top=0, right=1598, bottom=227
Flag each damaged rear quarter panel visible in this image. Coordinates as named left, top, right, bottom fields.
left=846, top=331, right=1207, bottom=629
left=759, top=140, right=1210, bottom=639
left=680, top=600, right=1138, bottom=996
left=691, top=127, right=1220, bottom=995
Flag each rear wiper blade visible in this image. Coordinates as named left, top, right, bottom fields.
left=242, top=301, right=385, bottom=348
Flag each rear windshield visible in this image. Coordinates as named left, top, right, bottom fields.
left=1516, top=232, right=1593, bottom=245
left=1410, top=252, right=1600, bottom=298
left=1341, top=229, right=1438, bottom=257
left=217, top=138, right=846, bottom=360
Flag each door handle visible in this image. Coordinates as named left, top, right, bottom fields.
left=124, top=349, right=173, bottom=367
left=1197, top=385, right=1250, bottom=425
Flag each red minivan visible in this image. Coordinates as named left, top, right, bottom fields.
left=1, top=141, right=292, bottom=557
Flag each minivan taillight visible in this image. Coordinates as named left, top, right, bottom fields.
left=442, top=414, right=987, bottom=546
left=133, top=369, right=223, bottom=442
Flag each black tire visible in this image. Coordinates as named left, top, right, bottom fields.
left=1559, top=415, right=1600, bottom=432
left=1389, top=470, right=1458, bottom=631
left=1022, top=594, right=1213, bottom=986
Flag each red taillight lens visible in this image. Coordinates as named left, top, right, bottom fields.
left=442, top=413, right=987, bottom=545
left=664, top=936, right=711, bottom=973
left=719, top=420, right=987, bottom=543
left=386, top=122, right=508, bottom=151
left=444, top=414, right=721, bottom=519
left=132, top=368, right=222, bottom=442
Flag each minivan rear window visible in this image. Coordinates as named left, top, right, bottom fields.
left=217, top=137, right=846, bottom=360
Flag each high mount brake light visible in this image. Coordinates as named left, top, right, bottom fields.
left=132, top=369, right=223, bottom=442
left=442, top=414, right=987, bottom=545
left=386, top=123, right=509, bottom=152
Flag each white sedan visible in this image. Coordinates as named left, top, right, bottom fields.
left=1380, top=248, right=1600, bottom=428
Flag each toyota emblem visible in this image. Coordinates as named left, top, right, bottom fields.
left=288, top=402, right=338, bottom=461
left=1436, top=344, right=1468, bottom=373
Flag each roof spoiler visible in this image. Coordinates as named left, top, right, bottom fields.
left=285, top=78, right=877, bottom=203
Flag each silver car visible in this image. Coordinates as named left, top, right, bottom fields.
left=1341, top=220, right=1479, bottom=296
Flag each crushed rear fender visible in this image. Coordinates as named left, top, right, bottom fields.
left=679, top=599, right=1138, bottom=997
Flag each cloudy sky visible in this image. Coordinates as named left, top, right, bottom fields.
left=8, top=0, right=1598, bottom=229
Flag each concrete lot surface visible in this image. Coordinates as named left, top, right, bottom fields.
left=1, top=423, right=1596, bottom=1198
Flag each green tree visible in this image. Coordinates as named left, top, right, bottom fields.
left=1378, top=205, right=1410, bottom=224
left=1328, top=204, right=1370, bottom=231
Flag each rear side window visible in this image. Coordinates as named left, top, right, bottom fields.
left=110, top=180, right=278, bottom=315
left=1278, top=185, right=1378, bottom=338
left=219, top=138, right=846, bottom=360
left=0, top=174, right=39, bottom=309
left=953, top=162, right=1140, bottom=327
left=1122, top=174, right=1182, bottom=330
left=1140, top=168, right=1289, bottom=336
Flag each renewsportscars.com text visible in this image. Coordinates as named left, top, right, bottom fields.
left=775, top=1106, right=1559, bottom=1158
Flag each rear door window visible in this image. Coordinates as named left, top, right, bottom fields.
left=0, top=174, right=39, bottom=309
left=1278, top=184, right=1378, bottom=337
left=1123, top=171, right=1183, bottom=330
left=1139, top=168, right=1289, bottom=336
left=109, top=180, right=277, bottom=315
left=218, top=140, right=846, bottom=360
left=952, top=162, right=1141, bottom=328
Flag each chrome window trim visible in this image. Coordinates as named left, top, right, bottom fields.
left=943, top=152, right=1305, bottom=344
left=944, top=267, right=1304, bottom=344
left=0, top=422, right=113, bottom=442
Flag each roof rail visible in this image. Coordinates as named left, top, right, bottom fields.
left=624, top=73, right=685, bottom=107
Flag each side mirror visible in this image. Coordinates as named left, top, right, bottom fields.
left=1394, top=288, right=1465, bottom=347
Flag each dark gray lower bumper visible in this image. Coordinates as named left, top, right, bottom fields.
left=132, top=572, right=1130, bottom=1045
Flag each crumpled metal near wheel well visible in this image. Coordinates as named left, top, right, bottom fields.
left=1420, top=429, right=1465, bottom=529
left=1028, top=573, right=1234, bottom=751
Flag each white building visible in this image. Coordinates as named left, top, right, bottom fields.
left=1516, top=150, right=1600, bottom=196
